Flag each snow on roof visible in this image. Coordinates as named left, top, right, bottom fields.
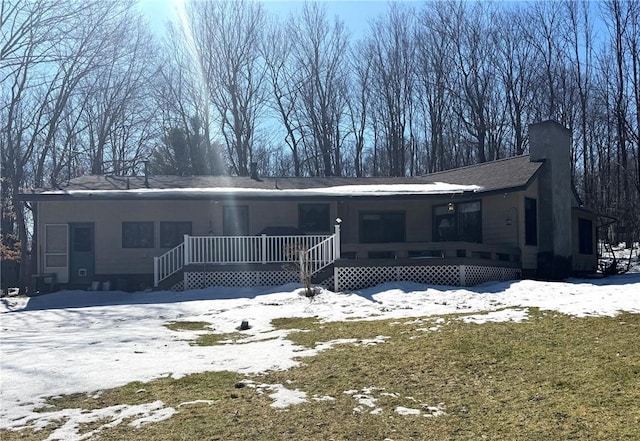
left=39, top=182, right=483, bottom=198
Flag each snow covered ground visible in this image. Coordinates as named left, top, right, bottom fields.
left=1, top=273, right=639, bottom=437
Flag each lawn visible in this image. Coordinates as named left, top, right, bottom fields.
left=3, top=308, right=639, bottom=440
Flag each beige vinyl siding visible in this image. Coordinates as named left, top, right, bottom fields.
left=37, top=199, right=337, bottom=276
left=481, top=192, right=520, bottom=247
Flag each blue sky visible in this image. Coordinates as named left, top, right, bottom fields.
left=139, top=0, right=397, bottom=38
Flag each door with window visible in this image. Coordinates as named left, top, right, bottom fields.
left=223, top=206, right=249, bottom=236
left=69, top=223, right=95, bottom=285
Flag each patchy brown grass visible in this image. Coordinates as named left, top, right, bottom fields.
left=3, top=310, right=639, bottom=441
left=163, top=321, right=211, bottom=332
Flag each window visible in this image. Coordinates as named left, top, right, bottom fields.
left=298, top=203, right=330, bottom=233
left=45, top=224, right=68, bottom=268
left=525, top=197, right=537, bottom=246
left=359, top=212, right=405, bottom=243
left=432, top=201, right=482, bottom=243
left=122, top=222, right=154, bottom=248
left=578, top=218, right=593, bottom=255
left=223, top=206, right=249, bottom=236
left=72, top=226, right=92, bottom=252
left=160, top=222, right=192, bottom=248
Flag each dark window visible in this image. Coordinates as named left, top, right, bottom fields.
left=432, top=201, right=482, bottom=243
left=160, top=222, right=192, bottom=248
left=122, top=222, right=154, bottom=248
left=578, top=218, right=593, bottom=255
left=298, top=203, right=330, bottom=233
left=359, top=212, right=405, bottom=243
left=525, top=197, right=537, bottom=246
left=73, top=226, right=92, bottom=252
left=223, top=206, right=249, bottom=236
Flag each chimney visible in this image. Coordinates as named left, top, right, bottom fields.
left=250, top=162, right=258, bottom=180
left=143, top=160, right=150, bottom=188
left=528, top=120, right=572, bottom=279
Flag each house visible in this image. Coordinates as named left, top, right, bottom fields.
left=20, top=121, right=597, bottom=292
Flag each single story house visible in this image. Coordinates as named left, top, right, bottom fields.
left=20, top=121, right=597, bottom=292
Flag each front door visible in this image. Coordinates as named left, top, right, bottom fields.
left=69, top=223, right=95, bottom=285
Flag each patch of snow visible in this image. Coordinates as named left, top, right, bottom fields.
left=129, top=406, right=176, bottom=428
left=312, top=395, right=335, bottom=402
left=395, top=406, right=421, bottom=416
left=177, top=400, right=216, bottom=407
left=395, top=403, right=446, bottom=417
left=353, top=395, right=377, bottom=408
left=460, top=308, right=528, bottom=324
left=422, top=404, right=447, bottom=418
left=7, top=401, right=173, bottom=441
left=269, top=386, right=307, bottom=409
left=252, top=383, right=307, bottom=409
left=359, top=335, right=389, bottom=345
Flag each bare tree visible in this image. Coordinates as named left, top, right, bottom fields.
left=448, top=1, right=504, bottom=164
left=524, top=2, right=569, bottom=121
left=416, top=3, right=456, bottom=172
left=188, top=0, right=266, bottom=176
left=365, top=3, right=416, bottom=176
left=346, top=39, right=372, bottom=177
left=290, top=3, right=349, bottom=177
left=1, top=0, right=160, bottom=291
left=261, top=19, right=304, bottom=176
left=564, top=0, right=595, bottom=204
left=493, top=7, right=537, bottom=156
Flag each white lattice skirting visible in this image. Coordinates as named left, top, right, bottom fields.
left=334, top=265, right=521, bottom=291
left=182, top=266, right=520, bottom=291
left=184, top=271, right=299, bottom=290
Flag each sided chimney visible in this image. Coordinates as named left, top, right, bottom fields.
left=250, top=162, right=258, bottom=180
left=143, top=160, right=150, bottom=188
left=528, top=120, right=572, bottom=279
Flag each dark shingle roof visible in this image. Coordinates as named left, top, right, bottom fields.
left=20, top=155, right=543, bottom=200
left=423, top=155, right=543, bottom=192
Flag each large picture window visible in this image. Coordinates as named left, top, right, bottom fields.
left=433, top=201, right=482, bottom=243
left=298, top=203, right=330, bottom=233
left=359, top=212, right=405, bottom=243
left=122, top=222, right=154, bottom=248
left=160, top=222, right=192, bottom=248
left=525, top=197, right=537, bottom=246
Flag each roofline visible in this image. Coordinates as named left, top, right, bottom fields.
left=424, top=155, right=534, bottom=177
left=18, top=185, right=533, bottom=202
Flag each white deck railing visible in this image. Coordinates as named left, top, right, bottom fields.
left=154, top=227, right=341, bottom=287
left=303, top=234, right=339, bottom=276
left=154, top=242, right=184, bottom=287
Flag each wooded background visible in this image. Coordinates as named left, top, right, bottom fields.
left=2, top=0, right=639, bottom=290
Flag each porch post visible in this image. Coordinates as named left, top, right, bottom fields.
left=299, top=250, right=305, bottom=282
left=334, top=222, right=341, bottom=260
left=153, top=256, right=159, bottom=287
left=183, top=234, right=190, bottom=266
left=261, top=234, right=267, bottom=264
